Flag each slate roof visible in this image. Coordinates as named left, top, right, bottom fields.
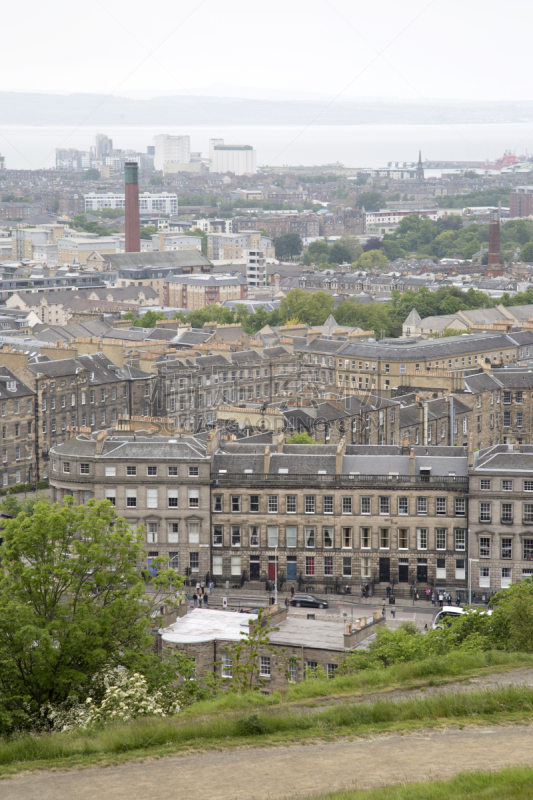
left=102, top=251, right=212, bottom=270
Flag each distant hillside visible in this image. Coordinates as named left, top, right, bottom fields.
left=3, top=91, right=533, bottom=126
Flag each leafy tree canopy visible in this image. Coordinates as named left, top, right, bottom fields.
left=0, top=499, right=179, bottom=732
left=274, top=233, right=303, bottom=261
left=285, top=432, right=319, bottom=444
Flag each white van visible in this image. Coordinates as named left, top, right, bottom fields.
left=432, top=605, right=492, bottom=629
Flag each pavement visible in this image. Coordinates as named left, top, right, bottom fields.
left=5, top=726, right=533, bottom=800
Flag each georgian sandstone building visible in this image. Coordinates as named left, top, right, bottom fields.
left=50, top=429, right=212, bottom=577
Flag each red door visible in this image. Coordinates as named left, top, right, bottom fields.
left=268, top=559, right=278, bottom=580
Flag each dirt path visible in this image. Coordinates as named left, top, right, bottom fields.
left=5, top=725, right=533, bottom=800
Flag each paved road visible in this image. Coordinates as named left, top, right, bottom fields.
left=4, top=725, right=533, bottom=800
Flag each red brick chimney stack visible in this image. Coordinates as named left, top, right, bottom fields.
left=125, top=161, right=140, bottom=253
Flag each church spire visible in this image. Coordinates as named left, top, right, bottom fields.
left=416, top=150, right=424, bottom=181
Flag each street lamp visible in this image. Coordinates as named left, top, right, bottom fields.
left=468, top=558, right=479, bottom=605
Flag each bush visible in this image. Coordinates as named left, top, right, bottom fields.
left=237, top=713, right=267, bottom=736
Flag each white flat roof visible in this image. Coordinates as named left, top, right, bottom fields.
left=161, top=607, right=258, bottom=644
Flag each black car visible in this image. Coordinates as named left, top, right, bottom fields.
left=289, top=593, right=328, bottom=609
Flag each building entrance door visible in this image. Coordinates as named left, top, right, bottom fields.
left=379, top=557, right=390, bottom=583
left=249, top=558, right=260, bottom=581
left=398, top=563, right=409, bottom=583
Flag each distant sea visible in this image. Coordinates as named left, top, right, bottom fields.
left=2, top=122, right=533, bottom=172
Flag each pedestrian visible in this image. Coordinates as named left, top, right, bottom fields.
left=291, top=585, right=295, bottom=597
left=364, top=583, right=369, bottom=599
left=438, top=592, right=444, bottom=607
left=193, top=593, right=198, bottom=607
left=200, top=579, right=205, bottom=590
left=426, top=588, right=430, bottom=602
left=285, top=596, right=289, bottom=609
left=209, top=579, right=214, bottom=595
left=391, top=606, right=396, bottom=619
left=386, top=584, right=391, bottom=598
left=203, top=593, right=208, bottom=606
left=431, top=592, right=435, bottom=606
left=382, top=606, right=386, bottom=619
left=196, top=581, right=200, bottom=593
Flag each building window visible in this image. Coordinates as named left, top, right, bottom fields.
left=126, top=466, right=137, bottom=476
left=503, top=411, right=511, bottom=427
left=105, top=466, right=116, bottom=477
left=398, top=497, right=408, bottom=515
left=146, top=488, right=158, bottom=508
left=126, top=489, right=137, bottom=507
left=436, top=498, right=447, bottom=515
left=189, top=552, right=199, bottom=572
left=436, top=528, right=446, bottom=550
left=260, top=656, right=271, bottom=677
left=480, top=479, right=491, bottom=491
left=398, top=528, right=409, bottom=549
left=305, top=556, right=315, bottom=576
left=454, top=529, right=466, bottom=551
left=342, top=496, right=352, bottom=514
left=168, top=466, right=178, bottom=476
left=479, top=502, right=491, bottom=522
left=168, top=489, right=178, bottom=508
left=188, top=466, right=199, bottom=477
left=323, top=495, right=333, bottom=514
left=417, top=528, right=428, bottom=550
left=268, top=495, right=278, bottom=513
left=189, top=522, right=200, bottom=544
left=319, top=526, right=332, bottom=548
left=501, top=538, right=512, bottom=559
left=342, top=527, right=352, bottom=548
left=501, top=503, right=513, bottom=523
left=480, top=537, right=490, bottom=558
left=305, top=495, right=316, bottom=514
left=324, top=555, right=333, bottom=576
left=79, top=463, right=89, bottom=475
left=360, top=527, right=371, bottom=549
left=188, top=489, right=199, bottom=508
left=168, top=522, right=179, bottom=544
left=231, top=526, right=241, bottom=547
left=105, top=489, right=116, bottom=506
left=147, top=466, right=157, bottom=476
left=342, top=556, right=352, bottom=577
left=231, top=495, right=241, bottom=512
left=380, top=528, right=390, bottom=549
left=286, top=526, right=297, bottom=548
left=455, top=498, right=466, bottom=516
left=62, top=462, right=70, bottom=473
left=221, top=653, right=233, bottom=679
left=524, top=481, right=533, bottom=492
left=146, top=522, right=158, bottom=544
left=267, top=526, right=278, bottom=547
left=361, top=496, right=371, bottom=515
left=523, top=539, right=533, bottom=560
left=417, top=497, right=427, bottom=515
left=524, top=504, right=533, bottom=523
left=213, top=525, right=223, bottom=546
left=305, top=527, right=315, bottom=548
left=502, top=479, right=513, bottom=491
left=379, top=496, right=390, bottom=515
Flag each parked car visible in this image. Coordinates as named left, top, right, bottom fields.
left=289, top=593, right=328, bottom=609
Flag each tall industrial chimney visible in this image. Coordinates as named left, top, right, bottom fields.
left=487, top=208, right=500, bottom=267
left=125, top=161, right=140, bottom=253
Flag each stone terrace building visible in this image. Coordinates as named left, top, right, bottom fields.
left=0, top=367, right=36, bottom=487
left=210, top=436, right=470, bottom=596
left=50, top=430, right=211, bottom=577
left=469, top=445, right=533, bottom=597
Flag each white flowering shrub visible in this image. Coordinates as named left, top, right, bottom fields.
left=42, top=669, right=180, bottom=732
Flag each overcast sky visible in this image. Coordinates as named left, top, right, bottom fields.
left=1, top=0, right=528, bottom=102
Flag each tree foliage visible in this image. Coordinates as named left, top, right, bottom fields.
left=285, top=432, right=319, bottom=444
left=0, top=499, right=180, bottom=733
left=280, top=289, right=334, bottom=326
left=274, top=233, right=303, bottom=261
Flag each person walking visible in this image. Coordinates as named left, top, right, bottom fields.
left=203, top=593, right=208, bottom=606
left=291, top=585, right=295, bottom=597
left=386, top=584, right=391, bottom=599
left=382, top=605, right=386, bottom=619
left=391, top=605, right=396, bottom=619
left=209, top=579, right=214, bottom=595
left=431, top=591, right=436, bottom=606
left=285, top=596, right=290, bottom=609
left=193, top=593, right=198, bottom=608
left=426, top=588, right=430, bottom=602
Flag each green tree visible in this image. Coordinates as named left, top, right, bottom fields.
left=82, top=168, right=101, bottom=180
left=280, top=289, right=334, bottom=326
left=184, top=228, right=207, bottom=256
left=274, top=233, right=303, bottom=261
left=353, top=191, right=384, bottom=211
left=0, top=499, right=179, bottom=732
left=140, top=225, right=157, bottom=240
left=519, top=242, right=533, bottom=262
left=356, top=250, right=389, bottom=270
left=221, top=609, right=280, bottom=694
left=285, top=432, right=319, bottom=444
